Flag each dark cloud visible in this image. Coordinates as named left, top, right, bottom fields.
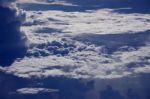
left=0, top=1, right=28, bottom=66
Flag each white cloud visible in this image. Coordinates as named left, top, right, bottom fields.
left=1, top=43, right=149, bottom=79
left=16, top=88, right=59, bottom=94
left=22, top=9, right=150, bottom=36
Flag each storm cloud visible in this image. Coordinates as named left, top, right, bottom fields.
left=0, top=0, right=28, bottom=66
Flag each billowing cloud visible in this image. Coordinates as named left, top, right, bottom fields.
left=0, top=0, right=28, bottom=66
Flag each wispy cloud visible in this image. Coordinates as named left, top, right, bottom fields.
left=16, top=87, right=59, bottom=94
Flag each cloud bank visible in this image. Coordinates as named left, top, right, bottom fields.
left=1, top=0, right=149, bottom=79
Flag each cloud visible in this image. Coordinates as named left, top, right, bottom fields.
left=0, top=0, right=28, bottom=66
left=2, top=38, right=150, bottom=79
left=1, top=0, right=149, bottom=79
left=16, top=88, right=59, bottom=94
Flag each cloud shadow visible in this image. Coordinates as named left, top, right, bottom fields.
left=73, top=30, right=150, bottom=54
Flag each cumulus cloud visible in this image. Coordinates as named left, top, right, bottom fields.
left=0, top=0, right=28, bottom=66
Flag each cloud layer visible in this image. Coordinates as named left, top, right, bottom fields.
left=0, top=0, right=150, bottom=79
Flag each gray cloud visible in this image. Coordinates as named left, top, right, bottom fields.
left=0, top=0, right=28, bottom=66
